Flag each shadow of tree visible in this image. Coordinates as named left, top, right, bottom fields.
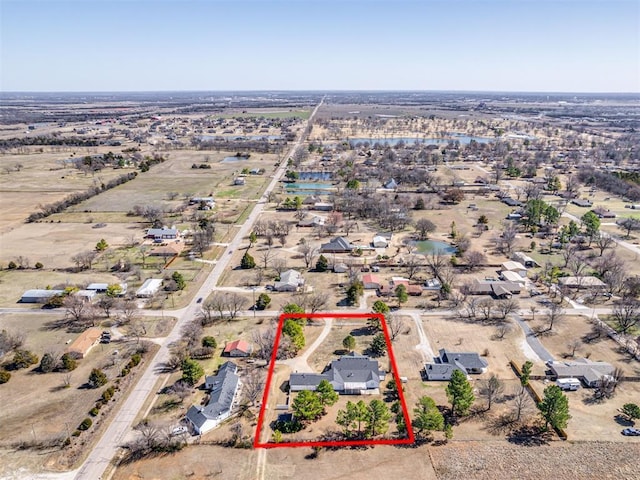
left=507, top=425, right=551, bottom=446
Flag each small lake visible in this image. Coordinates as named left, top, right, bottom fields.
left=348, top=135, right=494, bottom=146
left=414, top=240, right=457, bottom=255
left=285, top=182, right=333, bottom=190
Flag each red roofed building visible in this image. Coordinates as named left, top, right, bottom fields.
left=362, top=274, right=382, bottom=290
left=223, top=339, right=252, bottom=357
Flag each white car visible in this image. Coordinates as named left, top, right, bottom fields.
left=171, top=426, right=188, bottom=436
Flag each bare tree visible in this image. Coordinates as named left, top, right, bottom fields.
left=272, top=257, right=288, bottom=276
left=63, top=295, right=91, bottom=326
left=242, top=368, right=266, bottom=406
left=307, top=292, right=328, bottom=313
left=252, top=324, right=277, bottom=362
left=494, top=321, right=513, bottom=340
left=567, top=339, right=582, bottom=357
left=206, top=292, right=229, bottom=320
left=404, top=255, right=422, bottom=280
left=120, top=299, right=140, bottom=325
left=594, top=233, right=615, bottom=257
left=496, top=299, right=519, bottom=320
left=258, top=248, right=275, bottom=270
left=478, top=299, right=494, bottom=322
left=97, top=296, right=118, bottom=318
left=181, top=320, right=203, bottom=349
left=298, top=243, right=319, bottom=269
left=226, top=293, right=248, bottom=319
left=387, top=314, right=407, bottom=341
left=414, top=218, right=436, bottom=240
left=464, top=250, right=486, bottom=271
left=547, top=302, right=565, bottom=332
left=479, top=374, right=504, bottom=411
left=512, top=386, right=533, bottom=422
left=612, top=298, right=640, bottom=334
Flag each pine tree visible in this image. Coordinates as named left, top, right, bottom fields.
left=413, top=396, right=444, bottom=437
left=538, top=385, right=571, bottom=430
left=446, top=369, right=475, bottom=417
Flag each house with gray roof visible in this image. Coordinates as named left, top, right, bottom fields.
left=185, top=361, right=240, bottom=435
left=546, top=358, right=615, bottom=388
left=274, top=269, right=304, bottom=292
left=289, top=352, right=385, bottom=394
left=320, top=236, right=355, bottom=254
left=424, top=348, right=488, bottom=381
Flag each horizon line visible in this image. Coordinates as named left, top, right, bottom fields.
left=2, top=89, right=639, bottom=96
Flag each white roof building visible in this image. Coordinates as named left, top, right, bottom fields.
left=136, top=278, right=163, bottom=297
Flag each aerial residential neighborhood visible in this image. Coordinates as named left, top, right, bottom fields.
left=1, top=1, right=639, bottom=480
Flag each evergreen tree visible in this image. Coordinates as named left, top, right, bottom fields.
left=291, top=390, right=323, bottom=422
left=446, top=369, right=475, bottom=417
left=342, top=335, right=356, bottom=352
left=365, top=399, right=392, bottom=437
left=315, top=254, right=329, bottom=272
left=316, top=379, right=339, bottom=407
left=413, top=396, right=444, bottom=437
left=395, top=284, right=408, bottom=308
left=171, top=271, right=186, bottom=290
left=538, top=385, right=571, bottom=430
left=369, top=333, right=387, bottom=357
left=520, top=360, right=533, bottom=387
left=87, top=368, right=108, bottom=389
left=181, top=358, right=204, bottom=386
left=240, top=251, right=256, bottom=269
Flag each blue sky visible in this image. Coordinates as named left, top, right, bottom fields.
left=1, top=0, right=638, bottom=92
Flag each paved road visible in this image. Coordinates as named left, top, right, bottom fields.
left=56, top=98, right=325, bottom=480
left=510, top=313, right=554, bottom=363
left=562, top=211, right=640, bottom=256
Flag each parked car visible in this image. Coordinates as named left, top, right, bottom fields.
left=196, top=297, right=203, bottom=303
left=171, top=426, right=188, bottom=436
left=622, top=428, right=640, bottom=436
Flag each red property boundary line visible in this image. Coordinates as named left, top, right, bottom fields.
left=253, top=312, right=415, bottom=449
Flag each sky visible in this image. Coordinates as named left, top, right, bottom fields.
left=1, top=0, right=639, bottom=92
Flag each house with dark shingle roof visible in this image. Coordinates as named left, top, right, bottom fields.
left=185, top=361, right=240, bottom=435
left=320, top=236, right=355, bottom=254
left=289, top=353, right=385, bottom=394
left=424, top=348, right=488, bottom=381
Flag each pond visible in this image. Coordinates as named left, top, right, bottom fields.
left=348, top=135, right=494, bottom=146
left=285, top=182, right=333, bottom=190
left=413, top=240, right=457, bottom=255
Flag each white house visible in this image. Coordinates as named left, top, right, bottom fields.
left=136, top=278, right=163, bottom=297
left=274, top=269, right=304, bottom=292
left=185, top=362, right=240, bottom=435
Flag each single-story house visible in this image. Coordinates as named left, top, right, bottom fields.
left=189, top=197, right=215, bottom=206
left=66, top=328, right=102, bottom=359
left=136, top=278, right=163, bottom=297
left=86, top=283, right=128, bottom=295
left=572, top=198, right=593, bottom=208
left=302, top=195, right=322, bottom=205
left=546, top=359, right=615, bottom=388
left=501, top=261, right=527, bottom=278
left=274, top=269, right=305, bottom=292
left=320, top=237, right=355, bottom=254
left=313, top=202, right=334, bottom=211
left=19, top=289, right=64, bottom=303
left=186, top=361, right=240, bottom=435
left=289, top=352, right=385, bottom=394
left=223, top=340, right=252, bottom=357
left=146, top=227, right=180, bottom=241
left=391, top=277, right=410, bottom=287
left=468, top=280, right=521, bottom=297
left=512, top=252, right=540, bottom=268
left=297, top=215, right=325, bottom=227
left=424, top=348, right=488, bottom=380
left=372, top=235, right=389, bottom=248
left=502, top=197, right=522, bottom=207
left=149, top=243, right=184, bottom=257
left=557, top=276, right=606, bottom=289
left=500, top=270, right=527, bottom=285
left=591, top=207, right=616, bottom=219
left=362, top=274, right=382, bottom=290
